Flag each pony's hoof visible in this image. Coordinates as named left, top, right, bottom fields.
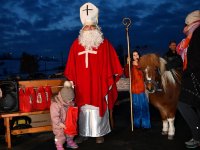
left=168, top=135, right=174, bottom=140
left=161, top=131, right=168, bottom=135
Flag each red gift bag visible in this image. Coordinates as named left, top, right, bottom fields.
left=35, top=86, right=47, bottom=111
left=64, top=106, right=78, bottom=136
left=24, top=87, right=33, bottom=112
left=19, top=88, right=24, bottom=112
left=18, top=88, right=32, bottom=112
left=44, top=86, right=52, bottom=110
left=28, top=87, right=37, bottom=111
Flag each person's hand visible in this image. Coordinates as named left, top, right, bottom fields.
left=59, top=123, right=66, bottom=129
left=127, top=57, right=131, bottom=64
left=133, top=60, right=138, bottom=66
left=68, top=101, right=75, bottom=106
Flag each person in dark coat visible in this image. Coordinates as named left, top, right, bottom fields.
left=176, top=10, right=200, bottom=149
left=163, top=40, right=183, bottom=71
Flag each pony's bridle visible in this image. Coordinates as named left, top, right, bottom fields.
left=145, top=78, right=162, bottom=93
left=144, top=67, right=162, bottom=93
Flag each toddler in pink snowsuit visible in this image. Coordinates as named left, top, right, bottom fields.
left=50, top=81, right=78, bottom=150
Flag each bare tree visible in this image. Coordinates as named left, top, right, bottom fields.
left=20, top=52, right=39, bottom=75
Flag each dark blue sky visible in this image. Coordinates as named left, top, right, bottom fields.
left=1, top=0, right=200, bottom=60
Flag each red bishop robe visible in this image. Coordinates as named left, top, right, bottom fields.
left=64, top=38, right=123, bottom=117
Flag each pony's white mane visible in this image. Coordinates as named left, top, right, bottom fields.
left=159, top=58, right=166, bottom=74
left=159, top=58, right=176, bottom=92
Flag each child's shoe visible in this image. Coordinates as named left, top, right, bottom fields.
left=56, top=144, right=64, bottom=150
left=67, top=139, right=78, bottom=149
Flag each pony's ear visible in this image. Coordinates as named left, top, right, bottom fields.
left=159, top=57, right=167, bottom=74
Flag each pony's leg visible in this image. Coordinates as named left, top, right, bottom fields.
left=160, top=111, right=168, bottom=135
left=167, top=117, right=175, bottom=140
left=162, top=120, right=169, bottom=135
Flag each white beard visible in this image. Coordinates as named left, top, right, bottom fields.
left=78, top=29, right=104, bottom=50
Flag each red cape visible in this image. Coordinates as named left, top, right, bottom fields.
left=64, top=39, right=123, bottom=117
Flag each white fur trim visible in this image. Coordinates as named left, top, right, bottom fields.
left=64, top=81, right=72, bottom=88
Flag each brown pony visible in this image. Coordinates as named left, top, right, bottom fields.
left=139, top=53, right=182, bottom=140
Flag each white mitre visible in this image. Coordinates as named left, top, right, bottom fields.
left=80, top=2, right=99, bottom=26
